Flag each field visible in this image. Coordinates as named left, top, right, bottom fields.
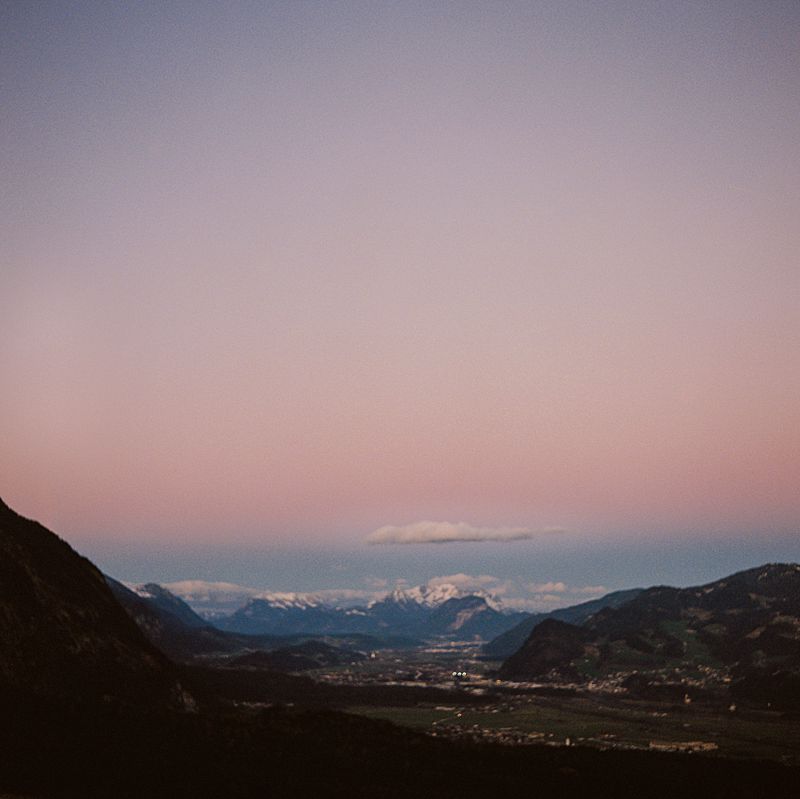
left=347, top=694, right=800, bottom=763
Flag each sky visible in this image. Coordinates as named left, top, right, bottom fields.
left=2, top=1, right=798, bottom=606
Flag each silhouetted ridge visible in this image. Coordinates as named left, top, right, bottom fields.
left=0, top=498, right=183, bottom=708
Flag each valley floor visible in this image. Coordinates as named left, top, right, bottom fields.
left=348, top=694, right=800, bottom=763
left=298, top=640, right=800, bottom=764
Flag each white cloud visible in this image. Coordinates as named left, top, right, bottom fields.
left=365, top=521, right=564, bottom=545
left=163, top=580, right=260, bottom=602
left=428, top=573, right=498, bottom=589
left=162, top=580, right=264, bottom=617
left=527, top=581, right=567, bottom=593
left=499, top=596, right=540, bottom=611
left=513, top=581, right=614, bottom=612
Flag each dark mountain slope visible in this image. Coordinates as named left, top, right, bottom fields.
left=484, top=588, right=643, bottom=658
left=136, top=582, right=210, bottom=627
left=583, top=564, right=800, bottom=675
left=498, top=564, right=800, bottom=705
left=0, top=498, right=182, bottom=707
left=499, top=618, right=588, bottom=680
left=428, top=595, right=527, bottom=638
left=106, top=576, right=286, bottom=661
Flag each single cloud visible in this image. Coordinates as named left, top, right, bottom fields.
left=162, top=580, right=261, bottom=602
left=365, top=521, right=564, bottom=545
left=427, top=573, right=498, bottom=589
left=527, top=581, right=567, bottom=593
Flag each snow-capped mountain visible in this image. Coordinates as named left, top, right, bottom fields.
left=251, top=592, right=324, bottom=610
left=217, top=595, right=349, bottom=636
left=162, top=582, right=371, bottom=618
left=213, top=581, right=526, bottom=640
left=381, top=583, right=504, bottom=611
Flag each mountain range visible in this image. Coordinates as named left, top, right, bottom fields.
left=209, top=582, right=529, bottom=640
left=109, top=574, right=653, bottom=660
left=108, top=575, right=410, bottom=667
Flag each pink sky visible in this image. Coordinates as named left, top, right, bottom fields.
left=2, top=2, right=798, bottom=547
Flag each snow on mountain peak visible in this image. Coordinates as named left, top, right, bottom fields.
left=152, top=578, right=505, bottom=616
left=123, top=581, right=155, bottom=599
left=379, top=582, right=503, bottom=610
left=252, top=591, right=323, bottom=610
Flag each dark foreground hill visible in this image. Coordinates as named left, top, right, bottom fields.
left=1, top=497, right=797, bottom=798
left=0, top=498, right=185, bottom=709
left=5, top=690, right=797, bottom=799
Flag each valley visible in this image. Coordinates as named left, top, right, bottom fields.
left=274, top=640, right=800, bottom=764
left=165, top=565, right=800, bottom=767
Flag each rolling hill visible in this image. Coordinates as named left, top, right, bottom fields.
left=498, top=564, right=800, bottom=709
left=483, top=588, right=644, bottom=658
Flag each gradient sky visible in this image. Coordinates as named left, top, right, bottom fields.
left=2, top=2, right=798, bottom=594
